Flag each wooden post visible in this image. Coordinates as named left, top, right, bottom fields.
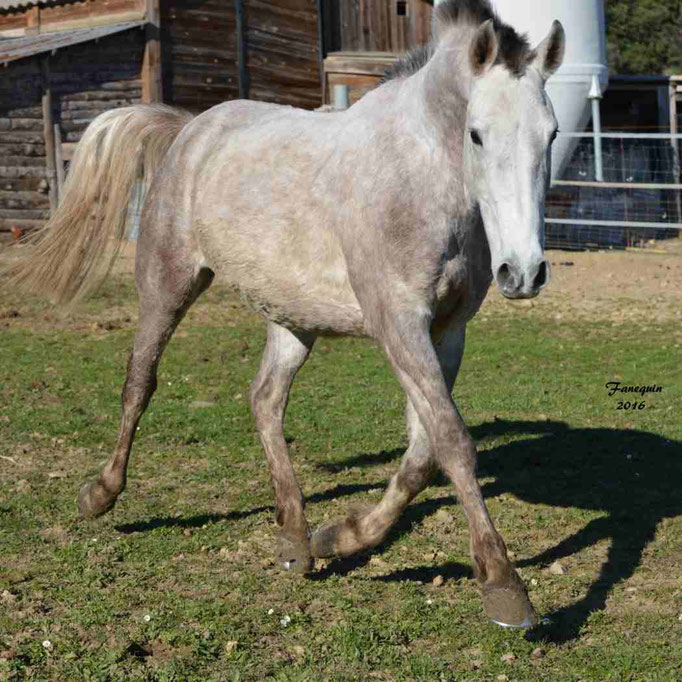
left=54, top=123, right=65, bottom=204
left=235, top=0, right=249, bottom=99
left=41, top=56, right=58, bottom=214
left=316, top=0, right=325, bottom=99
left=26, top=5, right=41, bottom=35
left=141, top=0, right=162, bottom=103
left=670, top=79, right=681, bottom=225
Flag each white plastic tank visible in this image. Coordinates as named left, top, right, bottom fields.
left=490, top=0, right=608, bottom=177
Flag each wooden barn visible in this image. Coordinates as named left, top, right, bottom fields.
left=0, top=0, right=323, bottom=237
left=0, top=0, right=434, bottom=237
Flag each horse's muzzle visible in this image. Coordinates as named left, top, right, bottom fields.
left=495, top=259, right=551, bottom=299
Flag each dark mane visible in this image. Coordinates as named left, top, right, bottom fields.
left=383, top=0, right=533, bottom=83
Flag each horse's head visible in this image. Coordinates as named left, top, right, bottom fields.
left=463, top=19, right=565, bottom=299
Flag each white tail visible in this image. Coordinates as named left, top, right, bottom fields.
left=8, top=104, right=193, bottom=304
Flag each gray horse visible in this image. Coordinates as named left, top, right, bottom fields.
left=9, top=0, right=565, bottom=628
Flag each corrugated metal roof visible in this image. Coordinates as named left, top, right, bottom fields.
left=0, top=20, right=145, bottom=63
left=0, top=0, right=67, bottom=9
left=0, top=0, right=55, bottom=10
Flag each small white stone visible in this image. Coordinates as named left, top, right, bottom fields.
left=283, top=561, right=291, bottom=570
left=267, top=608, right=274, bottom=615
left=143, top=614, right=151, bottom=622
left=1, top=590, right=16, bottom=603
left=42, top=640, right=52, bottom=650
left=426, top=598, right=434, bottom=605
left=548, top=561, right=566, bottom=576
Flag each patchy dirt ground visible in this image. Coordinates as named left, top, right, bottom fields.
left=485, top=238, right=682, bottom=324
left=2, top=236, right=681, bottom=330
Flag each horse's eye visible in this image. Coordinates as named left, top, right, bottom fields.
left=470, top=130, right=483, bottom=147
left=550, top=129, right=559, bottom=144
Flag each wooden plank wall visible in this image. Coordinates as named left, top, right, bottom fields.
left=245, top=0, right=321, bottom=110
left=161, top=0, right=321, bottom=113
left=337, top=0, right=431, bottom=53
left=0, top=56, right=45, bottom=234
left=0, top=29, right=144, bottom=235
left=160, top=0, right=238, bottom=113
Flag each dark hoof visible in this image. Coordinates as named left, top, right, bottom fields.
left=77, top=480, right=118, bottom=520
left=483, top=584, right=540, bottom=629
left=276, top=531, right=313, bottom=574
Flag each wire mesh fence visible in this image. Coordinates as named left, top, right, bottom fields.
left=546, top=133, right=682, bottom=250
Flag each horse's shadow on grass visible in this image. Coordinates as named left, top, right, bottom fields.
left=115, top=482, right=385, bottom=534
left=321, top=419, right=682, bottom=643
left=117, top=419, right=681, bottom=644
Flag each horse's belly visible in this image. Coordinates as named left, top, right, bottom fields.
left=194, top=217, right=365, bottom=336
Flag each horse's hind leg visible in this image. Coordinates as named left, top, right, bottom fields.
left=311, top=325, right=466, bottom=558
left=78, top=256, right=213, bottom=520
left=249, top=323, right=315, bottom=574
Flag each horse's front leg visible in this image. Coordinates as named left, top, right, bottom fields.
left=379, top=311, right=538, bottom=628
left=250, top=323, right=316, bottom=574
left=311, top=323, right=466, bottom=558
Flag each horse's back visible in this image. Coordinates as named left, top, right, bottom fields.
left=156, top=100, right=366, bottom=336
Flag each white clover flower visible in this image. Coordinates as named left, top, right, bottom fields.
left=280, top=615, right=291, bottom=627
left=143, top=614, right=151, bottom=623
left=267, top=608, right=274, bottom=615
left=42, top=640, right=52, bottom=650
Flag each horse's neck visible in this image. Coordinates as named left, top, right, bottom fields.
left=391, top=68, right=472, bottom=205
left=347, top=57, right=475, bottom=241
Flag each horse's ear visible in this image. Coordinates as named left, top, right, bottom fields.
left=533, top=20, right=565, bottom=80
left=469, top=19, right=499, bottom=76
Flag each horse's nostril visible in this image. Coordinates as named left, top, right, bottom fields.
left=497, top=262, right=514, bottom=290
left=532, top=260, right=550, bottom=290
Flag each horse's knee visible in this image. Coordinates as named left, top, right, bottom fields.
left=398, top=455, right=436, bottom=494
left=249, top=378, right=275, bottom=429
left=436, top=434, right=477, bottom=477
left=248, top=378, right=263, bottom=418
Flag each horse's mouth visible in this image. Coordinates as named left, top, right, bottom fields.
left=500, top=288, right=542, bottom=301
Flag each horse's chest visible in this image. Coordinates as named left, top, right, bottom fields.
left=433, top=253, right=492, bottom=327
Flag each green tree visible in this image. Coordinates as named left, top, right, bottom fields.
left=606, top=0, right=682, bottom=74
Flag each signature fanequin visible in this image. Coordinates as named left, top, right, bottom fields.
left=605, top=382, right=663, bottom=397
left=605, top=381, right=663, bottom=411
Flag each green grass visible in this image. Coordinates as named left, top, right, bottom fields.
left=1, top=275, right=681, bottom=681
